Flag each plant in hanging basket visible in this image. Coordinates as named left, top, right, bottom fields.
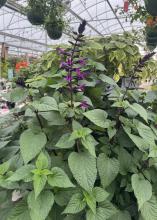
left=144, top=0, right=157, bottom=16
left=0, top=0, right=7, bottom=8
left=45, top=20, right=63, bottom=40
left=27, top=6, right=46, bottom=25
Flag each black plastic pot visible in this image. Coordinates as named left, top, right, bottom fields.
left=145, top=0, right=157, bottom=16
left=45, top=22, right=63, bottom=40
left=27, top=6, right=45, bottom=25
left=0, top=0, right=7, bottom=8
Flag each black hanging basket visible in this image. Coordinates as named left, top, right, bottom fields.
left=145, top=0, right=157, bottom=16
left=45, top=22, right=63, bottom=40
left=27, top=6, right=45, bottom=25
left=0, top=0, right=7, bottom=8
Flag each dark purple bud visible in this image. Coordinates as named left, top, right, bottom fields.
left=80, top=101, right=89, bottom=110
left=78, top=20, right=87, bottom=34
left=76, top=68, right=86, bottom=80
left=65, top=75, right=73, bottom=82
left=76, top=84, right=85, bottom=92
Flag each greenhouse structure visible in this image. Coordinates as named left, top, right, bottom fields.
left=0, top=0, right=157, bottom=219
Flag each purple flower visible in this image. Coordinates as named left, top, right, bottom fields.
left=67, top=58, right=73, bottom=66
left=76, top=84, right=85, bottom=92
left=65, top=75, right=73, bottom=82
left=57, top=48, right=65, bottom=54
left=78, top=59, right=86, bottom=66
left=60, top=62, right=68, bottom=69
left=76, top=68, right=86, bottom=80
left=80, top=101, right=89, bottom=110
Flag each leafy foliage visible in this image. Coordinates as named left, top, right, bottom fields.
left=0, top=22, right=157, bottom=220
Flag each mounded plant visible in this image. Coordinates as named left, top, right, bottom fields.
left=0, top=22, right=157, bottom=220
left=0, top=0, right=7, bottom=8
left=144, top=0, right=157, bottom=16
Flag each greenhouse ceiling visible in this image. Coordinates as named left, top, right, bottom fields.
left=0, top=0, right=143, bottom=56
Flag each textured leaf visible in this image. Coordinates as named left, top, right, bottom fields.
left=118, top=148, right=133, bottom=175
left=55, top=133, right=75, bottom=149
left=63, top=193, right=86, bottom=214
left=20, top=130, right=47, bottom=164
left=99, top=74, right=117, bottom=86
left=33, top=174, right=47, bottom=199
left=109, top=210, right=131, bottom=220
left=93, top=187, right=109, bottom=203
left=81, top=135, right=98, bottom=157
left=48, top=167, right=75, bottom=188
left=7, top=200, right=31, bottom=220
left=40, top=111, right=65, bottom=125
left=83, top=191, right=96, bottom=214
left=131, top=174, right=152, bottom=209
left=8, top=165, right=34, bottom=182
left=0, top=160, right=10, bottom=175
left=27, top=191, right=54, bottom=220
left=36, top=152, right=49, bottom=170
left=128, top=103, right=148, bottom=122
left=40, top=96, right=58, bottom=111
left=86, top=201, right=117, bottom=220
left=68, top=152, right=97, bottom=192
left=97, top=154, right=119, bottom=188
left=83, top=109, right=109, bottom=128
left=140, top=196, right=157, bottom=220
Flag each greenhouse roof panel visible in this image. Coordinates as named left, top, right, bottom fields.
left=0, top=0, right=144, bottom=55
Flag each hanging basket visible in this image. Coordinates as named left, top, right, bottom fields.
left=45, top=22, right=63, bottom=40
left=145, top=26, right=157, bottom=38
left=0, top=0, right=7, bottom=8
left=27, top=6, right=45, bottom=25
left=145, top=0, right=157, bottom=16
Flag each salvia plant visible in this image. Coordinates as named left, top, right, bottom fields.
left=0, top=21, right=157, bottom=220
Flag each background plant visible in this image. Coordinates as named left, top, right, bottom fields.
left=1, top=21, right=157, bottom=220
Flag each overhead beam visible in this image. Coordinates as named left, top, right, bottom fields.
left=0, top=30, right=49, bottom=47
left=106, top=0, right=125, bottom=32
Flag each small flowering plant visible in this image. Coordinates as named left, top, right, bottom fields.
left=0, top=20, right=157, bottom=220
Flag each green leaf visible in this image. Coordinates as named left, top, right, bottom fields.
left=70, top=128, right=92, bottom=140
left=93, top=187, right=109, bottom=203
left=8, top=165, right=34, bottom=182
left=131, top=174, right=152, bottom=209
left=7, top=200, right=31, bottom=220
left=81, top=135, right=98, bottom=157
left=97, top=154, right=119, bottom=188
left=10, top=88, right=27, bottom=103
left=39, top=111, right=65, bottom=126
left=109, top=210, right=131, bottom=220
left=0, top=160, right=10, bottom=175
left=36, top=152, right=49, bottom=170
left=20, top=129, right=47, bottom=164
left=135, top=120, right=155, bottom=145
left=83, top=191, right=96, bottom=214
left=128, top=103, right=148, bottom=122
left=0, top=140, right=10, bottom=149
left=63, top=193, right=86, bottom=214
left=68, top=152, right=97, bottom=192
left=40, top=96, right=58, bottom=111
left=86, top=201, right=117, bottom=220
left=55, top=133, right=75, bottom=149
left=140, top=196, right=157, bottom=220
left=27, top=191, right=54, bottom=220
left=118, top=148, right=133, bottom=175
left=33, top=174, right=47, bottom=199
left=83, top=109, right=109, bottom=128
left=99, top=74, right=117, bottom=86
left=48, top=167, right=75, bottom=188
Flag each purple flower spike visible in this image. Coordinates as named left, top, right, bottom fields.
left=57, top=48, right=65, bottom=54
left=76, top=68, right=85, bottom=80
left=67, top=58, right=73, bottom=66
left=80, top=101, right=89, bottom=110
left=60, top=62, right=68, bottom=69
left=76, top=84, right=85, bottom=92
left=65, top=75, right=73, bottom=82
left=78, top=59, right=86, bottom=66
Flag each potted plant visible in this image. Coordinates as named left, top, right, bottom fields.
left=0, top=0, right=7, bottom=8
left=27, top=0, right=46, bottom=25
left=145, top=0, right=157, bottom=16
left=45, top=19, right=63, bottom=40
